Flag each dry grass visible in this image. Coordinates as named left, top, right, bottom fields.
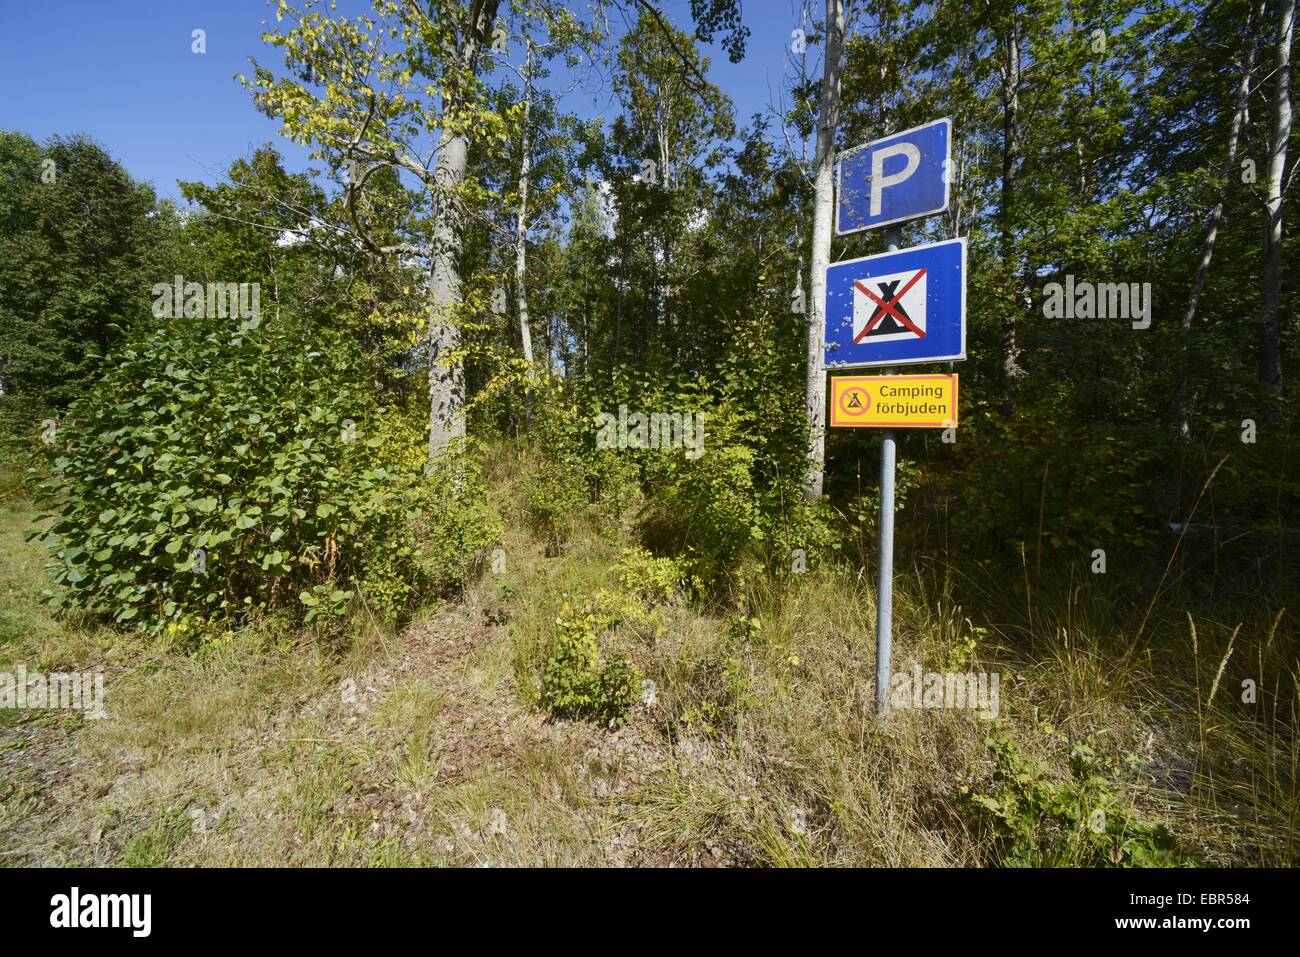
left=0, top=445, right=1294, bottom=867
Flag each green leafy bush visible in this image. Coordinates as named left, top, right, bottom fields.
left=615, top=546, right=683, bottom=603
left=641, top=438, right=759, bottom=588
left=31, top=313, right=492, bottom=634
left=948, top=409, right=1163, bottom=557
left=523, top=454, right=589, bottom=552
left=410, top=452, right=501, bottom=599
left=539, top=595, right=642, bottom=728
left=588, top=446, right=641, bottom=523
left=518, top=397, right=592, bottom=551
left=965, top=734, right=1179, bottom=867
left=640, top=422, right=829, bottom=591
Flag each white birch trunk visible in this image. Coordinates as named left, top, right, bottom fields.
left=1260, top=0, right=1294, bottom=418
left=516, top=39, right=534, bottom=372
left=427, top=0, right=500, bottom=460
left=1178, top=0, right=1262, bottom=436
left=515, top=39, right=535, bottom=429
left=804, top=0, right=847, bottom=500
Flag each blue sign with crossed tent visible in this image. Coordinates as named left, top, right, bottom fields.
left=836, top=118, right=951, bottom=235
left=823, top=237, right=966, bottom=369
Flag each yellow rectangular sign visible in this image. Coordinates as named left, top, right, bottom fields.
left=830, top=374, right=958, bottom=428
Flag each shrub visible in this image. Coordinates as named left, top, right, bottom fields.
left=615, top=546, right=683, bottom=603
left=588, top=446, right=641, bottom=523
left=519, top=396, right=591, bottom=551
left=31, top=313, right=491, bottom=634
left=637, top=393, right=835, bottom=592
left=965, top=733, right=1179, bottom=867
left=522, top=453, right=589, bottom=552
left=412, top=451, right=501, bottom=596
left=641, top=438, right=759, bottom=588
left=947, top=409, right=1163, bottom=558
left=0, top=398, right=49, bottom=502
left=518, top=387, right=646, bottom=548
left=762, top=485, right=836, bottom=577
left=538, top=594, right=642, bottom=728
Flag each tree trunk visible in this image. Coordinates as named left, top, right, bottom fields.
left=804, top=0, right=847, bottom=500
left=997, top=11, right=1023, bottom=418
left=428, top=129, right=469, bottom=460
left=427, top=0, right=500, bottom=461
left=515, top=38, right=535, bottom=430
left=1178, top=0, right=1262, bottom=437
left=1260, top=0, right=1294, bottom=422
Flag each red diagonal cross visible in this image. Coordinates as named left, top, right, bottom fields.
left=854, top=268, right=927, bottom=342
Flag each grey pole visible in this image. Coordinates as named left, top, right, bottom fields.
left=875, top=226, right=902, bottom=718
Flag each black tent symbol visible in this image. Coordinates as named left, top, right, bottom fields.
left=865, top=279, right=914, bottom=337
left=853, top=269, right=928, bottom=341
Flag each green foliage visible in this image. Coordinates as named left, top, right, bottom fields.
left=948, top=408, right=1163, bottom=558
left=944, top=621, right=989, bottom=672
left=520, top=403, right=591, bottom=551
left=0, top=132, right=175, bottom=418
left=516, top=390, right=644, bottom=549
left=176, top=146, right=421, bottom=362
left=965, top=734, right=1179, bottom=867
left=614, top=546, right=683, bottom=603
left=642, top=438, right=758, bottom=587
left=31, top=313, right=490, bottom=634
left=411, top=453, right=501, bottom=600
left=522, top=454, right=588, bottom=551
left=539, top=594, right=641, bottom=728
left=587, top=446, right=642, bottom=523
left=639, top=395, right=835, bottom=590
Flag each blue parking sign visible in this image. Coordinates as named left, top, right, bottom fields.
left=836, top=118, right=951, bottom=234
left=823, top=237, right=966, bottom=369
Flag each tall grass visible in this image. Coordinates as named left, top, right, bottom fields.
left=491, top=434, right=1295, bottom=865
left=2, top=440, right=1293, bottom=867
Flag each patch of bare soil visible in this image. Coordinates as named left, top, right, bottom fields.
left=0, top=711, right=84, bottom=865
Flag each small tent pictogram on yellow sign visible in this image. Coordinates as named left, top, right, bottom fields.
left=829, top=374, right=957, bottom=428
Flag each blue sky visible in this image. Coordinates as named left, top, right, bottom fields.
left=0, top=0, right=814, bottom=203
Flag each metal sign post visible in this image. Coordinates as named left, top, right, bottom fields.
left=875, top=228, right=900, bottom=718
left=876, top=424, right=897, bottom=717
left=826, top=121, right=965, bottom=720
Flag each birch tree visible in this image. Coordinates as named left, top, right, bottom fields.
left=1177, top=0, right=1263, bottom=437
left=805, top=0, right=848, bottom=500
left=514, top=37, right=536, bottom=428
left=246, top=0, right=502, bottom=461
left=995, top=3, right=1023, bottom=417
left=1259, top=0, right=1294, bottom=421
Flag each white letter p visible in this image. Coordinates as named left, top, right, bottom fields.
left=870, top=142, right=920, bottom=216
